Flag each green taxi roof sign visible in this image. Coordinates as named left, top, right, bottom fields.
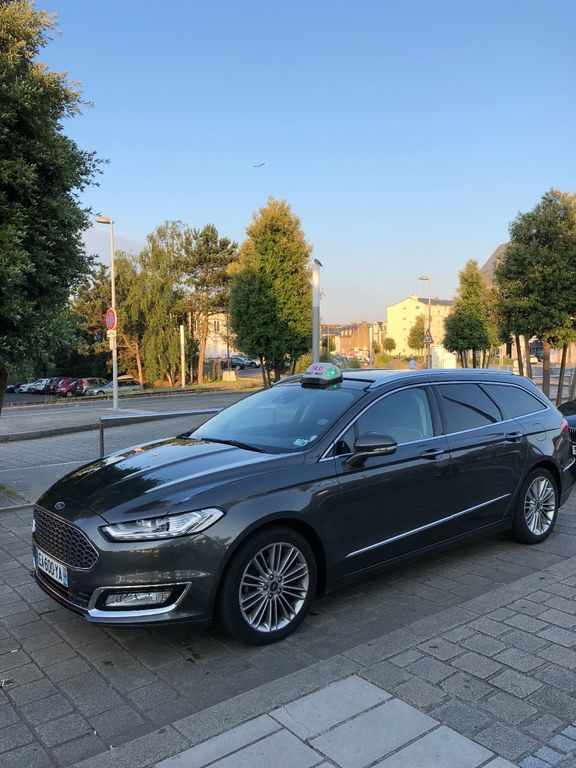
left=301, top=362, right=343, bottom=387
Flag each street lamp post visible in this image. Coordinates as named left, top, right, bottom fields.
left=418, top=275, right=432, bottom=369
left=96, top=216, right=118, bottom=409
left=312, top=259, right=323, bottom=363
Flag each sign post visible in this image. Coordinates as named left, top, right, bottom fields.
left=105, top=308, right=118, bottom=408
left=424, top=330, right=433, bottom=369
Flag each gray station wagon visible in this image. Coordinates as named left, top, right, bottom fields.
left=33, top=366, right=573, bottom=644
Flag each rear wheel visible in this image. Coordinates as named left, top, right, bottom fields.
left=218, top=527, right=317, bottom=644
left=510, top=468, right=558, bottom=544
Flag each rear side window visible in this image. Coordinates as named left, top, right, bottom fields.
left=437, top=383, right=502, bottom=432
left=482, top=383, right=546, bottom=418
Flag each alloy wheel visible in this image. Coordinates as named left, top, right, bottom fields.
left=238, top=542, right=309, bottom=633
left=524, top=476, right=556, bottom=536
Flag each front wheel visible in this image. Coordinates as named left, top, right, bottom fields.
left=510, top=468, right=558, bottom=544
left=218, top=527, right=317, bottom=644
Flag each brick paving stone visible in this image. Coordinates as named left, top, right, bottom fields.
left=538, top=644, right=576, bottom=668
left=502, top=629, right=548, bottom=654
left=90, top=705, right=146, bottom=742
left=51, top=732, right=107, bottom=768
left=73, top=687, right=126, bottom=717
left=0, top=703, right=19, bottom=729
left=525, top=714, right=564, bottom=739
left=467, top=618, right=510, bottom=637
left=441, top=672, right=494, bottom=701
left=429, top=699, right=493, bottom=736
left=482, top=692, right=537, bottom=725
left=563, top=725, right=576, bottom=739
left=519, top=758, right=550, bottom=768
left=548, top=734, right=576, bottom=752
left=0, top=721, right=34, bottom=752
left=389, top=649, right=423, bottom=667
left=35, top=712, right=92, bottom=748
left=475, top=722, right=537, bottom=761
left=462, top=635, right=506, bottom=656
left=539, top=608, right=576, bottom=628
left=417, top=638, right=462, bottom=660
left=394, top=677, right=447, bottom=708
left=508, top=599, right=548, bottom=617
left=310, top=698, right=436, bottom=768
left=506, top=615, right=549, bottom=633
left=544, top=596, right=576, bottom=615
left=451, top=651, right=503, bottom=679
left=200, top=729, right=320, bottom=768
left=7, top=677, right=57, bottom=706
left=538, top=627, right=576, bottom=648
left=529, top=686, right=576, bottom=721
left=533, top=746, right=564, bottom=765
left=491, top=669, right=543, bottom=698
left=30, top=642, right=77, bottom=668
left=359, top=661, right=411, bottom=690
left=443, top=626, right=476, bottom=643
left=534, top=663, right=576, bottom=693
left=0, top=743, right=52, bottom=768
left=405, top=656, right=454, bottom=684
left=19, top=693, right=73, bottom=725
left=44, top=655, right=91, bottom=682
left=493, top=648, right=545, bottom=672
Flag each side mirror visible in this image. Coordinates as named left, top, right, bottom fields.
left=345, top=432, right=397, bottom=467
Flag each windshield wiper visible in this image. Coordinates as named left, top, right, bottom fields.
left=199, top=437, right=265, bottom=453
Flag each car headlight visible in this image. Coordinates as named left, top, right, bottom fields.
left=102, top=508, right=224, bottom=541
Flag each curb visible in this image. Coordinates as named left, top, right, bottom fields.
left=0, top=421, right=102, bottom=444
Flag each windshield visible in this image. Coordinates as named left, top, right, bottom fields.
left=190, top=382, right=362, bottom=453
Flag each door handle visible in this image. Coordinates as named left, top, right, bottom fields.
left=420, top=448, right=445, bottom=460
left=505, top=431, right=523, bottom=442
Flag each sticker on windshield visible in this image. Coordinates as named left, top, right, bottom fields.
left=293, top=438, right=309, bottom=447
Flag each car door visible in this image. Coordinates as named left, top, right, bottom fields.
left=329, top=385, right=454, bottom=576
left=433, top=382, right=528, bottom=531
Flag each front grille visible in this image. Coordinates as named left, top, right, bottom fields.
left=569, top=427, right=576, bottom=444
left=34, top=507, right=98, bottom=570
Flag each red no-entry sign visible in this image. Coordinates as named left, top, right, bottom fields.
left=105, top=308, right=117, bottom=331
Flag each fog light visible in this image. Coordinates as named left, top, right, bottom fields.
left=104, top=590, right=172, bottom=608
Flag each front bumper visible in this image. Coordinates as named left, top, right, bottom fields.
left=32, top=507, right=225, bottom=627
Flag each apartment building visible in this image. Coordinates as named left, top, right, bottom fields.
left=386, top=295, right=453, bottom=356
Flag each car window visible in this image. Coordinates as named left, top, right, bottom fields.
left=334, top=387, right=434, bottom=455
left=191, top=383, right=362, bottom=452
left=482, top=383, right=546, bottom=418
left=437, top=383, right=502, bottom=432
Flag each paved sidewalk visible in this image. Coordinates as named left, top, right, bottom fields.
left=68, top=552, right=576, bottom=768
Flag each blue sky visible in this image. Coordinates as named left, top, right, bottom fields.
left=43, top=0, right=576, bottom=322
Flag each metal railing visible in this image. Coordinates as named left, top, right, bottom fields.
left=99, top=408, right=222, bottom=458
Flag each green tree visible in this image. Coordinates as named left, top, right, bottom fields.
left=181, top=224, right=238, bottom=384
left=229, top=197, right=312, bottom=385
left=0, top=0, right=101, bottom=412
left=407, top=314, right=425, bottom=354
left=495, top=190, right=576, bottom=395
left=67, top=264, right=110, bottom=376
left=383, top=338, right=396, bottom=353
left=444, top=260, right=497, bottom=367
left=135, top=222, right=184, bottom=386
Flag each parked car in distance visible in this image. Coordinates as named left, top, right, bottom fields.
left=5, top=381, right=27, bottom=393
left=30, top=378, right=51, bottom=393
left=32, top=366, right=573, bottom=645
left=240, top=356, right=260, bottom=368
left=85, top=376, right=141, bottom=396
left=56, top=378, right=80, bottom=398
left=46, top=377, right=65, bottom=395
left=221, top=355, right=246, bottom=370
left=16, top=380, right=38, bottom=392
left=77, top=378, right=108, bottom=395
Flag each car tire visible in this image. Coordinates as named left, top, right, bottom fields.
left=65, top=391, right=73, bottom=398
left=218, top=527, right=317, bottom=645
left=510, top=468, right=559, bottom=544
left=250, top=362, right=257, bottom=368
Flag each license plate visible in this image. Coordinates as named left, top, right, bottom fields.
left=36, top=548, right=68, bottom=587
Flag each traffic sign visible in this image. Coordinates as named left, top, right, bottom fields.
left=424, top=330, right=433, bottom=345
left=105, top=308, right=117, bottom=331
